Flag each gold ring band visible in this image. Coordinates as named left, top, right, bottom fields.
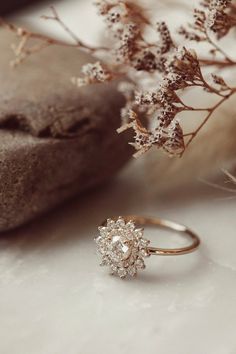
left=114, top=215, right=200, bottom=256
left=95, top=215, right=201, bottom=278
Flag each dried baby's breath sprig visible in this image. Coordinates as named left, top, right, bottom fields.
left=2, top=0, right=236, bottom=158
left=179, top=0, right=236, bottom=62
left=71, top=62, right=112, bottom=86
left=92, top=1, right=236, bottom=157
left=205, top=0, right=236, bottom=38
left=211, top=73, right=230, bottom=91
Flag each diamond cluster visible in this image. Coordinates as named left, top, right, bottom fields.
left=95, top=217, right=150, bottom=278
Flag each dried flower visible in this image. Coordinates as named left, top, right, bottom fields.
left=71, top=61, right=112, bottom=86
left=211, top=73, right=230, bottom=90
left=156, top=21, right=175, bottom=55
left=207, top=0, right=235, bottom=38
left=165, top=47, right=201, bottom=82
left=134, top=90, right=159, bottom=106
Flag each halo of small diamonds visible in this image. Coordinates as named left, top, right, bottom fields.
left=95, top=217, right=150, bottom=278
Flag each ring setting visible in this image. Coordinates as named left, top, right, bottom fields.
left=95, top=216, right=200, bottom=279
left=95, top=217, right=150, bottom=278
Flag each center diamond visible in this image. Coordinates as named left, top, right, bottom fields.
left=110, top=234, right=132, bottom=261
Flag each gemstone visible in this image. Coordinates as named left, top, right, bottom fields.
left=127, top=266, right=136, bottom=276
left=118, top=268, right=127, bottom=278
left=136, top=258, right=145, bottom=269
left=110, top=234, right=132, bottom=260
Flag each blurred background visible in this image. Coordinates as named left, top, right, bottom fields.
left=0, top=1, right=236, bottom=354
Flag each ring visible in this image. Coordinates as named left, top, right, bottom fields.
left=95, top=216, right=200, bottom=278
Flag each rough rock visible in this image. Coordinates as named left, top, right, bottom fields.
left=0, top=30, right=132, bottom=231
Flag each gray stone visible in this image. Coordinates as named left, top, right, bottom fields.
left=0, top=30, right=132, bottom=231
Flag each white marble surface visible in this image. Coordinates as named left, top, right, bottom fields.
left=1, top=1, right=236, bottom=353
left=1, top=163, right=236, bottom=354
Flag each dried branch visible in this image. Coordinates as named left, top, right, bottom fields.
left=182, top=87, right=236, bottom=154
left=0, top=8, right=109, bottom=66
left=201, top=168, right=236, bottom=193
